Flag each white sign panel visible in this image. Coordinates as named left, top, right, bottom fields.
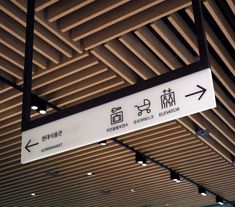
left=22, top=68, right=216, bottom=163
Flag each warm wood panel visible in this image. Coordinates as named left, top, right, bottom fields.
left=47, top=0, right=94, bottom=22
left=71, top=0, right=165, bottom=41
left=204, top=0, right=235, bottom=49
left=60, top=0, right=129, bottom=32
left=83, top=0, right=190, bottom=50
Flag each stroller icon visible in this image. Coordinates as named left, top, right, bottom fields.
left=135, top=99, right=151, bottom=116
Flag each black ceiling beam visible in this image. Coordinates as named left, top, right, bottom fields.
left=192, top=0, right=210, bottom=67
left=0, top=75, right=61, bottom=112
left=0, top=75, right=22, bottom=91
left=21, top=0, right=35, bottom=131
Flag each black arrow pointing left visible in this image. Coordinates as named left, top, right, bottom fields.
left=25, top=139, right=39, bottom=152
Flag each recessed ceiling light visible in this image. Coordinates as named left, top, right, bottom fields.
left=31, top=96, right=39, bottom=111
left=201, top=192, right=207, bottom=196
left=170, top=171, right=180, bottom=183
left=98, top=140, right=107, bottom=146
left=39, top=109, right=47, bottom=115
left=31, top=105, right=38, bottom=110
left=135, top=152, right=147, bottom=166
left=86, top=172, right=93, bottom=176
left=216, top=196, right=224, bottom=205
left=31, top=96, right=47, bottom=114
left=198, top=186, right=207, bottom=196
left=30, top=193, right=37, bottom=197
left=131, top=188, right=135, bottom=193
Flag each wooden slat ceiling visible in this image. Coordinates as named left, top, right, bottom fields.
left=0, top=0, right=234, bottom=206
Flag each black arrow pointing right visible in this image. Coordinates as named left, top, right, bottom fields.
left=25, top=139, right=39, bottom=152
left=185, top=85, right=207, bottom=100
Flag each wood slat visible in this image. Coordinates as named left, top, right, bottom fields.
left=0, top=53, right=91, bottom=109
left=10, top=0, right=83, bottom=53
left=0, top=12, right=47, bottom=69
left=71, top=0, right=165, bottom=41
left=60, top=0, right=129, bottom=32
left=151, top=20, right=195, bottom=64
left=1, top=1, right=62, bottom=62
left=204, top=0, right=235, bottom=49
left=178, top=117, right=232, bottom=163
left=32, top=55, right=98, bottom=89
left=0, top=28, right=48, bottom=71
left=135, top=26, right=183, bottom=70
left=5, top=0, right=74, bottom=58
left=55, top=77, right=126, bottom=107
left=212, top=102, right=235, bottom=132
left=64, top=81, right=129, bottom=109
left=35, top=63, right=108, bottom=97
left=214, top=81, right=235, bottom=117
left=105, top=39, right=155, bottom=80
left=47, top=70, right=117, bottom=102
left=119, top=33, right=170, bottom=75
left=91, top=46, right=137, bottom=84
left=47, top=0, right=94, bottom=22
left=0, top=45, right=25, bottom=70
left=201, top=110, right=235, bottom=145
left=35, top=0, right=59, bottom=12
left=0, top=57, right=23, bottom=80
left=226, top=0, right=235, bottom=18
left=83, top=0, right=190, bottom=50
left=190, top=113, right=235, bottom=155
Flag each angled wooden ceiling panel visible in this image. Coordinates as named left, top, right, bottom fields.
left=0, top=0, right=235, bottom=207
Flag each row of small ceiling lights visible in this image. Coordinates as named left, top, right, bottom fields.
left=134, top=150, right=225, bottom=205
left=81, top=140, right=226, bottom=206
left=113, top=140, right=227, bottom=206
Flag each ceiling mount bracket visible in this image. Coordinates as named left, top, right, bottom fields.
left=196, top=126, right=210, bottom=137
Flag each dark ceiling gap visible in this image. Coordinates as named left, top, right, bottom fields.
left=216, top=0, right=235, bottom=30
left=203, top=2, right=235, bottom=59
left=162, top=16, right=199, bottom=58
left=208, top=44, right=235, bottom=83
left=214, top=97, right=235, bottom=125
left=212, top=71, right=234, bottom=103
left=146, top=24, right=188, bottom=68
left=132, top=31, right=173, bottom=73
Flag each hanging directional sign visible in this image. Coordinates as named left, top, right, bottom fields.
left=21, top=68, right=216, bottom=163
